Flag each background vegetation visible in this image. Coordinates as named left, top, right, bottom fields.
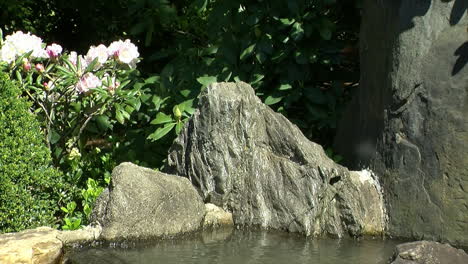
left=0, top=0, right=360, bottom=230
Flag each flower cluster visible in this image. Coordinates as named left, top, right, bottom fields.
left=0, top=31, right=139, bottom=95
left=0, top=31, right=47, bottom=63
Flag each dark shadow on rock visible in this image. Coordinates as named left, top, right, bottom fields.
left=448, top=0, right=468, bottom=25
left=399, top=0, right=432, bottom=32
left=452, top=41, right=468, bottom=76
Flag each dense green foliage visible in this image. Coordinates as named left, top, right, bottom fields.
left=0, top=0, right=359, bottom=229
left=0, top=73, right=66, bottom=232
left=133, top=0, right=360, bottom=146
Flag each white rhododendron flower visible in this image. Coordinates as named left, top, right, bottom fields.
left=85, top=44, right=109, bottom=65
left=68, top=51, right=88, bottom=73
left=0, top=42, right=17, bottom=63
left=46, top=43, right=63, bottom=59
left=75, top=72, right=102, bottom=93
left=107, top=39, right=139, bottom=67
left=0, top=31, right=47, bottom=63
left=69, top=51, right=78, bottom=65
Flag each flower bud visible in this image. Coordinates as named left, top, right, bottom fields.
left=174, top=106, right=182, bottom=120
left=22, top=58, right=31, bottom=71
left=35, top=63, right=45, bottom=72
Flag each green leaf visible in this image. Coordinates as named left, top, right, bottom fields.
left=251, top=73, right=264, bottom=85
left=192, top=0, right=208, bottom=13
left=196, top=76, right=217, bottom=86
left=150, top=112, right=173, bottom=125
left=15, top=71, right=22, bottom=83
left=291, top=22, right=304, bottom=41
left=48, top=129, right=61, bottom=144
left=85, top=57, right=99, bottom=72
left=279, top=18, right=295, bottom=26
left=240, top=44, right=256, bottom=60
left=147, top=122, right=176, bottom=141
left=265, top=95, right=284, bottom=105
left=55, top=65, right=74, bottom=76
left=115, top=110, right=125, bottom=124
left=278, top=84, right=292, bottom=90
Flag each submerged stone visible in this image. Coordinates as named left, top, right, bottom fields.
left=91, top=162, right=205, bottom=241
left=167, top=82, right=385, bottom=237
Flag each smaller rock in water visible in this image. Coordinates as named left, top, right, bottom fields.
left=203, top=203, right=234, bottom=229
left=390, top=240, right=468, bottom=264
left=91, top=162, right=205, bottom=241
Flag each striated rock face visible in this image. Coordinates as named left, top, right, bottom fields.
left=91, top=162, right=205, bottom=241
left=0, top=227, right=62, bottom=264
left=167, top=82, right=385, bottom=237
left=334, top=0, right=468, bottom=246
left=390, top=241, right=468, bottom=264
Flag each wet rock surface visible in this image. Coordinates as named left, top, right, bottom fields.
left=91, top=162, right=205, bottom=241
left=334, top=0, right=468, bottom=246
left=167, top=82, right=385, bottom=237
left=390, top=240, right=468, bottom=264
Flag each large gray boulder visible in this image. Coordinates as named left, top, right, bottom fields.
left=334, top=0, right=468, bottom=246
left=390, top=241, right=468, bottom=264
left=91, top=162, right=205, bottom=241
left=166, top=82, right=385, bottom=237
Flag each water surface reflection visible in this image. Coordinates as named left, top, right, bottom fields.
left=66, top=229, right=400, bottom=264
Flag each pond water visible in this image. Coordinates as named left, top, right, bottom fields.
left=65, top=229, right=401, bottom=264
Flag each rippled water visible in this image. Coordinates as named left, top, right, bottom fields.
left=65, top=229, right=401, bottom=264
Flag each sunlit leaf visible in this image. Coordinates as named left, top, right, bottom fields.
left=240, top=43, right=256, bottom=60
left=265, top=95, right=284, bottom=105
left=150, top=112, right=173, bottom=125
left=197, top=75, right=217, bottom=86
left=147, top=122, right=176, bottom=141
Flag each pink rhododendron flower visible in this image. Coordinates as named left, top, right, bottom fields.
left=46, top=43, right=63, bottom=59
left=107, top=39, right=139, bottom=67
left=85, top=44, right=108, bottom=65
left=0, top=31, right=46, bottom=63
left=75, top=73, right=102, bottom=93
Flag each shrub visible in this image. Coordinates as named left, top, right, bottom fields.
left=0, top=73, right=65, bottom=233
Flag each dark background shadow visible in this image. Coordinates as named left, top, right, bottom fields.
left=452, top=41, right=468, bottom=76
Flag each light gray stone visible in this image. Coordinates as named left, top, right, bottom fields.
left=390, top=240, right=468, bottom=264
left=91, top=162, right=205, bottom=241
left=167, top=82, right=385, bottom=237
left=0, top=227, right=62, bottom=264
left=203, top=203, right=234, bottom=229
left=57, top=225, right=101, bottom=245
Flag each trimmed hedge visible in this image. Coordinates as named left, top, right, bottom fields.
left=0, top=73, right=65, bottom=233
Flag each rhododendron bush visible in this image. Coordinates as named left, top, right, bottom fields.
left=0, top=30, right=143, bottom=229
left=0, top=30, right=140, bottom=154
